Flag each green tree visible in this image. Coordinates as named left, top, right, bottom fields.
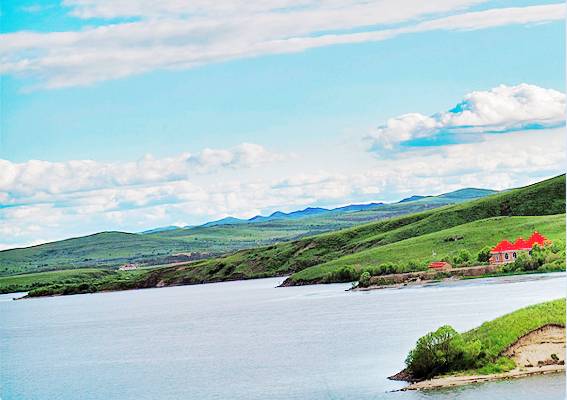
left=453, top=249, right=472, bottom=267
left=477, top=246, right=492, bottom=263
left=358, top=271, right=371, bottom=287
left=405, top=325, right=480, bottom=379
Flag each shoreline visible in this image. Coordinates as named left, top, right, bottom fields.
left=352, top=269, right=565, bottom=292
left=397, top=365, right=565, bottom=391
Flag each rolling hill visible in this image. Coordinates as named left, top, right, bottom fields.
left=0, top=187, right=495, bottom=276
left=135, top=174, right=565, bottom=287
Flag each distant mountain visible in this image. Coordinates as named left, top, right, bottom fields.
left=201, top=203, right=386, bottom=227
left=191, top=189, right=496, bottom=228
left=141, top=226, right=181, bottom=234
left=398, top=188, right=496, bottom=204
left=398, top=195, right=429, bottom=203
left=201, top=217, right=246, bottom=227
left=249, top=207, right=329, bottom=223
left=0, top=182, right=499, bottom=276
left=438, top=188, right=497, bottom=200
left=333, top=202, right=384, bottom=212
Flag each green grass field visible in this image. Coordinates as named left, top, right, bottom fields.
left=463, top=299, right=566, bottom=361
left=290, top=214, right=565, bottom=282
left=0, top=268, right=112, bottom=294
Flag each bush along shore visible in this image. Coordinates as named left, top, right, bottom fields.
left=391, top=299, right=566, bottom=390
left=351, top=241, right=565, bottom=291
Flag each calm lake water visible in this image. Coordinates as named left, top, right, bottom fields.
left=1, top=273, right=565, bottom=400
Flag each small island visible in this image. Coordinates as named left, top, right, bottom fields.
left=391, top=299, right=566, bottom=390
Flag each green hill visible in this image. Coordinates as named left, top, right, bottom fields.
left=0, top=187, right=495, bottom=276
left=0, top=232, right=196, bottom=275
left=291, top=214, right=565, bottom=283
left=18, top=174, right=565, bottom=297
left=137, top=174, right=565, bottom=287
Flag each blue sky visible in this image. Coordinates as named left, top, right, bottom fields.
left=0, top=0, right=565, bottom=248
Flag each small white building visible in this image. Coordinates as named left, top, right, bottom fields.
left=119, top=263, right=138, bottom=271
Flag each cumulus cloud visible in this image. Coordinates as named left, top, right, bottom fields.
left=1, top=126, right=564, bottom=250
left=367, top=84, right=566, bottom=154
left=0, top=2, right=563, bottom=88
left=0, top=143, right=282, bottom=204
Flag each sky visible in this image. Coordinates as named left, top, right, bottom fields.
left=0, top=0, right=565, bottom=249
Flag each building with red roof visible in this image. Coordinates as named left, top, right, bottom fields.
left=489, top=231, right=550, bottom=265
left=428, top=261, right=452, bottom=270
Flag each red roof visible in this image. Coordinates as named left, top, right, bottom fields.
left=428, top=261, right=451, bottom=269
left=492, top=240, right=515, bottom=252
left=513, top=238, right=530, bottom=250
left=527, top=231, right=547, bottom=247
left=491, top=231, right=549, bottom=253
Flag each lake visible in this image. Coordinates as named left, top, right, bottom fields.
left=1, top=273, right=565, bottom=399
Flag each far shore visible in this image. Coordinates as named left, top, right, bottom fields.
left=398, top=365, right=564, bottom=391
left=352, top=267, right=565, bottom=292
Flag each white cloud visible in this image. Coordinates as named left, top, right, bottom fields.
left=1, top=126, right=564, bottom=250
left=0, top=143, right=282, bottom=203
left=367, top=84, right=565, bottom=154
left=0, top=2, right=563, bottom=88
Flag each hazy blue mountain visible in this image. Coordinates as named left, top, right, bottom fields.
left=438, top=188, right=497, bottom=199
left=141, top=226, right=181, bottom=234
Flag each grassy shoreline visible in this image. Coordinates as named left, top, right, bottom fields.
left=396, top=299, right=566, bottom=389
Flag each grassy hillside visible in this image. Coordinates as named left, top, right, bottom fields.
left=143, top=175, right=565, bottom=286
left=405, top=299, right=566, bottom=379
left=0, top=188, right=494, bottom=276
left=19, top=175, right=565, bottom=296
left=0, top=269, right=112, bottom=294
left=0, top=232, right=200, bottom=275
left=291, top=214, right=565, bottom=283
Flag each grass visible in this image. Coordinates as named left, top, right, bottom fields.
left=164, top=174, right=564, bottom=286
left=19, top=174, right=567, bottom=296
left=290, top=214, right=565, bottom=282
left=462, top=299, right=566, bottom=361
left=0, top=268, right=112, bottom=294
left=0, top=189, right=493, bottom=276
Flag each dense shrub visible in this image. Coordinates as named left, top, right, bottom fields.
left=405, top=325, right=481, bottom=379
left=477, top=246, right=492, bottom=263
left=405, top=259, right=426, bottom=272
left=503, top=244, right=565, bottom=273
left=324, top=266, right=358, bottom=282
left=358, top=271, right=371, bottom=287
left=452, top=249, right=473, bottom=267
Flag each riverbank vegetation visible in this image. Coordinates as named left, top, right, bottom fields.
left=0, top=269, right=112, bottom=294
left=403, top=299, right=566, bottom=380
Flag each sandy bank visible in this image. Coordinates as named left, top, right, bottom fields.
left=400, top=364, right=564, bottom=391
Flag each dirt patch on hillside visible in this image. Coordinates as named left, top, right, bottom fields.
left=503, top=324, right=565, bottom=368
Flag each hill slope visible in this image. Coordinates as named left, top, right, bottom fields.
left=138, top=174, right=565, bottom=286
left=0, top=232, right=203, bottom=276
left=0, top=187, right=495, bottom=276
